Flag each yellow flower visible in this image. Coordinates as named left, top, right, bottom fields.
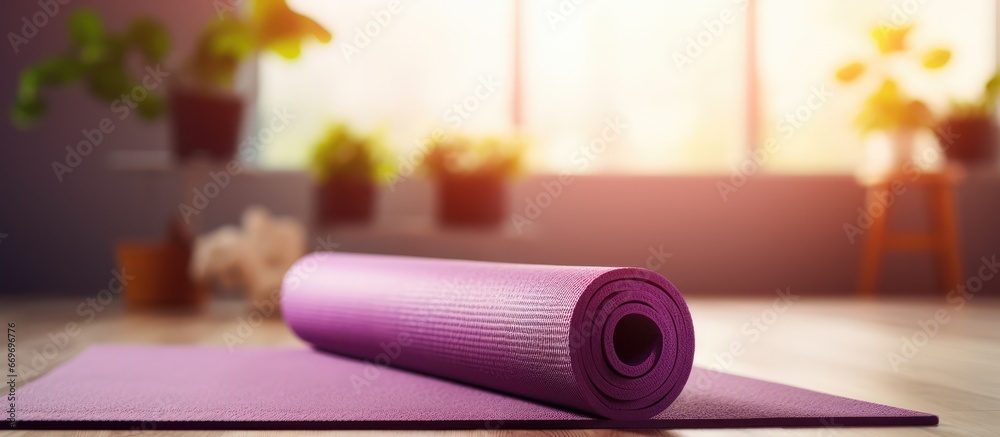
left=871, top=24, right=912, bottom=54
left=835, top=62, right=865, bottom=82
left=922, top=48, right=951, bottom=69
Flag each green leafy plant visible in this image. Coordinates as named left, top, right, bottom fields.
left=423, top=134, right=525, bottom=179
left=309, top=122, right=395, bottom=183
left=11, top=9, right=170, bottom=128
left=185, top=0, right=332, bottom=89
left=11, top=0, right=331, bottom=128
left=944, top=72, right=1000, bottom=119
left=835, top=24, right=949, bottom=134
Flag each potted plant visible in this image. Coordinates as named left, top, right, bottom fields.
left=935, top=73, right=1000, bottom=167
left=309, top=122, right=395, bottom=225
left=116, top=218, right=207, bottom=310
left=171, top=0, right=332, bottom=161
left=10, top=9, right=170, bottom=127
left=10, top=3, right=331, bottom=160
left=835, top=25, right=949, bottom=173
left=424, top=134, right=524, bottom=227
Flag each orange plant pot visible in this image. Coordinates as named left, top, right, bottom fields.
left=115, top=241, right=207, bottom=309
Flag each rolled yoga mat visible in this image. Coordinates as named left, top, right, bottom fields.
left=281, top=252, right=695, bottom=420
left=10, top=253, right=937, bottom=430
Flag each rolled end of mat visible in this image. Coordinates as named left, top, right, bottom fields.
left=280, top=253, right=694, bottom=420
left=570, top=268, right=695, bottom=420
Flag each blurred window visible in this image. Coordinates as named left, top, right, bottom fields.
left=258, top=0, right=995, bottom=174
left=757, top=0, right=996, bottom=173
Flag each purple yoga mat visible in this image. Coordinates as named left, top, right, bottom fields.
left=9, top=253, right=937, bottom=430
left=14, top=345, right=935, bottom=430
left=281, top=252, right=695, bottom=420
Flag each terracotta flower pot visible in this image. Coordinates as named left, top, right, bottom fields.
left=937, top=115, right=997, bottom=166
left=115, top=241, right=207, bottom=309
left=436, top=174, right=506, bottom=227
left=168, top=85, right=244, bottom=162
left=315, top=177, right=376, bottom=225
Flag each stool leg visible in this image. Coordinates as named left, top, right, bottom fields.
left=859, top=186, right=889, bottom=297
left=929, top=184, right=964, bottom=293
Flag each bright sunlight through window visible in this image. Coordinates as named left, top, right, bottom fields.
left=257, top=0, right=995, bottom=174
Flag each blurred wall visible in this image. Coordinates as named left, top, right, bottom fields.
left=350, top=173, right=1000, bottom=297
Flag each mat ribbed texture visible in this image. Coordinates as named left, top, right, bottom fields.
left=12, top=345, right=937, bottom=430
left=281, top=252, right=695, bottom=419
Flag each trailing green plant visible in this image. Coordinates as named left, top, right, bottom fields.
left=185, top=0, right=332, bottom=90
left=309, top=122, right=395, bottom=183
left=10, top=0, right=332, bottom=128
left=11, top=9, right=170, bottom=128
left=423, top=134, right=525, bottom=179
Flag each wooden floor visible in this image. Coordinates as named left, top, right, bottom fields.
left=2, top=296, right=997, bottom=437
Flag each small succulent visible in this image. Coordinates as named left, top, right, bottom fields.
left=309, top=122, right=395, bottom=183
left=424, top=134, right=525, bottom=179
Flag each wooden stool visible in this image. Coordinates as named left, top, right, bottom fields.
left=857, top=168, right=964, bottom=296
